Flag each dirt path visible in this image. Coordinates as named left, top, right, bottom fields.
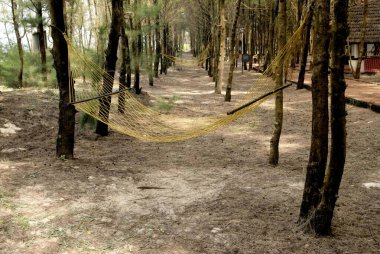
left=0, top=61, right=379, bottom=253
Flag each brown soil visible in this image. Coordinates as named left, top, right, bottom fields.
left=0, top=63, right=379, bottom=254
left=288, top=69, right=380, bottom=107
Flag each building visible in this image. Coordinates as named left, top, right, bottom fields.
left=348, top=0, right=380, bottom=73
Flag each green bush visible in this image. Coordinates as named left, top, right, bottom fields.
left=154, top=96, right=180, bottom=112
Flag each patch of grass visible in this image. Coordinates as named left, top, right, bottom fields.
left=48, top=228, right=67, bottom=238
left=43, top=89, right=58, bottom=98
left=155, top=96, right=180, bottom=113
left=59, top=155, right=67, bottom=161
left=13, top=215, right=30, bottom=230
left=0, top=191, right=15, bottom=209
left=102, top=241, right=116, bottom=251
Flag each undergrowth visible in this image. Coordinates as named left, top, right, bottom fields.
left=155, top=96, right=180, bottom=112
left=0, top=45, right=56, bottom=88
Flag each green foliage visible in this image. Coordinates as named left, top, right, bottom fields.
left=0, top=191, right=14, bottom=209
left=0, top=45, right=56, bottom=88
left=155, top=96, right=180, bottom=112
left=13, top=216, right=29, bottom=230
left=20, top=0, right=49, bottom=29
left=79, top=112, right=97, bottom=130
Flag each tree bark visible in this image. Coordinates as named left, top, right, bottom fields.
left=313, top=0, right=348, bottom=235
left=268, top=0, right=286, bottom=166
left=215, top=0, right=226, bottom=94
left=213, top=19, right=220, bottom=83
left=36, top=1, right=47, bottom=82
left=225, top=0, right=242, bottom=102
left=95, top=0, right=122, bottom=136
left=299, top=0, right=330, bottom=225
left=153, top=0, right=161, bottom=78
left=118, top=2, right=131, bottom=114
left=297, top=1, right=314, bottom=89
left=49, top=0, right=76, bottom=158
left=148, top=17, right=154, bottom=86
left=11, top=0, right=24, bottom=88
left=161, top=23, right=169, bottom=75
left=134, top=17, right=143, bottom=93
left=263, top=0, right=279, bottom=71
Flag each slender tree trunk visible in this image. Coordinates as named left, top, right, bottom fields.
left=263, top=0, right=279, bottom=71
left=153, top=0, right=161, bottom=78
left=213, top=22, right=220, bottom=83
left=86, top=0, right=93, bottom=48
left=249, top=11, right=254, bottom=70
left=95, top=0, right=122, bottom=136
left=3, top=23, right=12, bottom=47
left=66, top=0, right=75, bottom=38
left=296, top=0, right=306, bottom=64
left=118, top=4, right=130, bottom=113
left=36, top=1, right=47, bottom=82
left=134, top=18, right=142, bottom=93
left=161, top=23, right=169, bottom=75
left=11, top=0, right=24, bottom=88
left=225, top=0, right=242, bottom=101
left=297, top=1, right=314, bottom=89
left=299, top=0, right=330, bottom=225
left=208, top=38, right=214, bottom=77
left=49, top=0, right=76, bottom=158
left=313, top=0, right=348, bottom=235
left=354, top=0, right=368, bottom=79
left=268, top=0, right=286, bottom=166
left=148, top=17, right=154, bottom=86
left=215, top=0, right=226, bottom=94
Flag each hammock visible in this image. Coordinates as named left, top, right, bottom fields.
left=65, top=15, right=306, bottom=142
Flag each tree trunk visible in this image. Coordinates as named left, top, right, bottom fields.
left=3, top=23, right=12, bottom=47
left=299, top=0, right=330, bottom=226
left=353, top=0, right=368, bottom=79
left=225, top=0, right=242, bottom=102
left=296, top=0, right=306, bottom=64
left=215, top=0, right=226, bottom=94
left=263, top=0, right=279, bottom=71
left=213, top=21, right=220, bottom=83
left=313, top=0, right=348, bottom=235
left=268, top=0, right=286, bottom=166
left=118, top=3, right=131, bottom=114
left=11, top=0, right=24, bottom=88
left=49, top=0, right=76, bottom=158
left=297, top=2, right=314, bottom=89
left=86, top=0, right=94, bottom=48
left=153, top=0, right=161, bottom=78
left=208, top=40, right=214, bottom=77
left=95, top=0, right=122, bottom=136
left=36, top=1, right=47, bottom=82
left=148, top=17, right=154, bottom=86
left=161, top=23, right=169, bottom=75
left=134, top=18, right=142, bottom=93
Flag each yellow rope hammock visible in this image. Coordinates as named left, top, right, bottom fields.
left=66, top=14, right=307, bottom=143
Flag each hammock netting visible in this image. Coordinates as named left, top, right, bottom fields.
left=66, top=13, right=307, bottom=142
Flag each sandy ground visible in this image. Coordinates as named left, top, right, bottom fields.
left=0, top=61, right=379, bottom=253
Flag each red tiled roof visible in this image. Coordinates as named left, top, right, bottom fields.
left=348, top=0, right=380, bottom=43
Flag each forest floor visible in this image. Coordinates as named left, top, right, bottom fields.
left=0, top=59, right=379, bottom=253
left=287, top=69, right=380, bottom=109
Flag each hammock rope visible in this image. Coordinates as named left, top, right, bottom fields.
left=65, top=12, right=307, bottom=142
